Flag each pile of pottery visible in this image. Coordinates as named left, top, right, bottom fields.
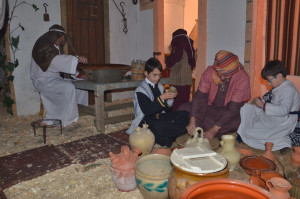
left=239, top=142, right=295, bottom=199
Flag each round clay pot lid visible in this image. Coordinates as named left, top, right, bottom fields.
left=171, top=147, right=227, bottom=174
left=240, top=155, right=276, bottom=175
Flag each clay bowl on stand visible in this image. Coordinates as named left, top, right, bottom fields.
left=240, top=155, right=276, bottom=176
left=180, top=178, right=273, bottom=199
left=135, top=154, right=172, bottom=199
left=175, top=133, right=220, bottom=150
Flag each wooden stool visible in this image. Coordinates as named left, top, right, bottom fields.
left=31, top=119, right=62, bottom=144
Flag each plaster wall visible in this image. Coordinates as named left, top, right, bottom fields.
left=109, top=1, right=153, bottom=64
left=184, top=0, right=198, bottom=35
left=8, top=0, right=61, bottom=116
left=206, top=0, right=246, bottom=66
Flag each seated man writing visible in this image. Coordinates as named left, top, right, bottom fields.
left=179, top=50, right=251, bottom=141
left=31, top=24, right=88, bottom=127
left=127, top=58, right=189, bottom=147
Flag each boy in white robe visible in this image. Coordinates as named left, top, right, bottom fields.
left=30, top=24, right=88, bottom=127
left=237, top=60, right=300, bottom=153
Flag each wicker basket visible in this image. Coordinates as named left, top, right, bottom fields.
left=131, top=61, right=145, bottom=80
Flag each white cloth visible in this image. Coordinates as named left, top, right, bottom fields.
left=238, top=80, right=300, bottom=150
left=31, top=55, right=80, bottom=127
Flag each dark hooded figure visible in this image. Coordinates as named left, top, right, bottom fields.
left=166, top=29, right=196, bottom=111
left=30, top=24, right=88, bottom=127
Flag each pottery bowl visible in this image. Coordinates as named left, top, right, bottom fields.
left=135, top=154, right=172, bottom=199
left=240, top=155, right=276, bottom=176
left=151, top=148, right=172, bottom=156
left=180, top=178, right=273, bottom=199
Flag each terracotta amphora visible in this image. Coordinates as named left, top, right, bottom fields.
left=218, top=134, right=241, bottom=171
left=129, top=124, right=155, bottom=156
left=267, top=177, right=292, bottom=199
left=262, top=142, right=275, bottom=162
left=184, top=127, right=211, bottom=149
left=291, top=146, right=300, bottom=167
left=109, top=145, right=141, bottom=192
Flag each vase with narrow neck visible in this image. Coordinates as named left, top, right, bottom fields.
left=218, top=134, right=241, bottom=171
left=129, top=124, right=155, bottom=156
left=184, top=127, right=211, bottom=149
left=109, top=145, right=141, bottom=192
left=261, top=142, right=275, bottom=162
left=291, top=147, right=300, bottom=167
left=267, top=177, right=292, bottom=199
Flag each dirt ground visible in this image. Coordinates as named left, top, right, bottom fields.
left=0, top=102, right=298, bottom=199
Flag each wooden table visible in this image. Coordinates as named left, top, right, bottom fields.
left=72, top=78, right=169, bottom=133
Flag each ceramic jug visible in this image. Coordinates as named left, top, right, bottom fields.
left=218, top=134, right=241, bottom=171
left=291, top=146, right=300, bottom=167
left=184, top=127, right=211, bottom=149
left=129, top=124, right=155, bottom=156
left=267, top=177, right=293, bottom=199
left=262, top=142, right=275, bottom=162
left=109, top=145, right=141, bottom=192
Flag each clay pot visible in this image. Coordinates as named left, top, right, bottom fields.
left=262, top=142, right=275, bottom=162
left=267, top=177, right=292, bottom=199
left=129, top=124, right=155, bottom=156
left=135, top=154, right=172, bottom=199
left=168, top=163, right=229, bottom=199
left=109, top=145, right=141, bottom=192
left=291, top=147, right=300, bottom=166
left=184, top=127, right=211, bottom=149
left=250, top=170, right=284, bottom=190
left=218, top=134, right=241, bottom=171
left=240, top=156, right=276, bottom=176
left=238, top=148, right=254, bottom=157
left=151, top=148, right=172, bottom=156
left=180, top=178, right=273, bottom=199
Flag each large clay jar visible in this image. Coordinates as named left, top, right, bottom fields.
left=184, top=127, right=211, bottom=149
left=168, top=163, right=229, bottom=199
left=262, top=142, right=275, bottom=162
left=291, top=146, right=300, bottom=166
left=218, top=134, right=241, bottom=171
left=129, top=124, right=155, bottom=156
left=267, top=177, right=293, bottom=199
left=109, top=145, right=141, bottom=192
left=180, top=179, right=273, bottom=199
left=135, top=154, right=172, bottom=199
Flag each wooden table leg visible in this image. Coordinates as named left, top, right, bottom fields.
left=95, top=91, right=105, bottom=133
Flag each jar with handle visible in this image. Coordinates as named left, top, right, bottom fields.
left=129, top=124, right=155, bottom=156
left=218, top=134, right=241, bottom=171
left=267, top=177, right=292, bottom=199
left=184, top=127, right=211, bottom=149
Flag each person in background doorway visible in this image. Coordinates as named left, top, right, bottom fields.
left=30, top=24, right=88, bottom=127
left=127, top=58, right=189, bottom=147
left=237, top=60, right=300, bottom=154
left=179, top=50, right=251, bottom=141
left=166, top=29, right=196, bottom=111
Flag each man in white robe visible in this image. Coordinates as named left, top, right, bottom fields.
left=30, top=24, right=88, bottom=127
left=237, top=60, right=300, bottom=152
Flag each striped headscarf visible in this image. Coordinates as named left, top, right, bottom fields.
left=212, top=50, right=242, bottom=85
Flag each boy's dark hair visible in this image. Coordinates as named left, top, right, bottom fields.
left=145, top=57, right=163, bottom=73
left=261, top=60, right=287, bottom=79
